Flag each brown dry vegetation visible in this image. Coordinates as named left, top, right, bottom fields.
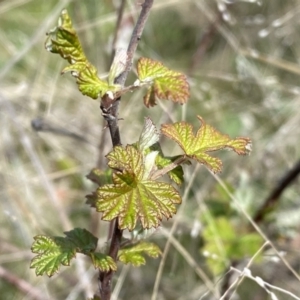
left=1, top=0, right=300, bottom=299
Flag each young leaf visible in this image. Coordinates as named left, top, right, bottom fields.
left=118, top=242, right=161, bottom=266
left=90, top=253, right=117, bottom=272
left=161, top=116, right=252, bottom=173
left=92, top=145, right=181, bottom=231
left=45, top=9, right=118, bottom=99
left=138, top=117, right=160, bottom=151
left=108, top=48, right=127, bottom=85
left=30, top=236, right=73, bottom=276
left=31, top=228, right=98, bottom=276
left=136, top=57, right=190, bottom=107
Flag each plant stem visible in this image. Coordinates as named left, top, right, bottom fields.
left=115, top=0, right=154, bottom=86
left=151, top=156, right=188, bottom=180
left=99, top=1, right=154, bottom=299
left=110, top=0, right=127, bottom=65
left=253, top=159, right=300, bottom=223
left=0, top=266, right=48, bottom=300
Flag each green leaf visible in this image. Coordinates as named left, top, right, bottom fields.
left=92, top=145, right=181, bottom=230
left=63, top=228, right=98, bottom=253
left=31, top=236, right=75, bottom=276
left=62, top=63, right=114, bottom=99
left=202, top=217, right=235, bottom=275
left=45, top=9, right=118, bottom=99
left=137, top=57, right=190, bottom=107
left=155, top=153, right=185, bottom=185
left=161, top=116, right=252, bottom=173
left=118, top=242, right=161, bottom=266
left=31, top=228, right=98, bottom=276
left=90, top=253, right=117, bottom=272
left=202, top=217, right=263, bottom=275
left=149, top=142, right=189, bottom=186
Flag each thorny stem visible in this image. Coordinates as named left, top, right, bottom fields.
left=99, top=1, right=154, bottom=299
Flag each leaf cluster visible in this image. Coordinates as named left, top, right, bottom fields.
left=87, top=117, right=251, bottom=232
left=31, top=9, right=252, bottom=280
left=31, top=228, right=160, bottom=277
left=31, top=228, right=116, bottom=276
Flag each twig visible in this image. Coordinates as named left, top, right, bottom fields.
left=253, top=159, right=300, bottom=223
left=219, top=241, right=270, bottom=300
left=99, top=1, right=154, bottom=299
left=115, top=0, right=154, bottom=87
left=160, top=227, right=218, bottom=298
left=188, top=11, right=222, bottom=75
left=0, top=266, right=51, bottom=300
left=95, top=1, right=127, bottom=240
left=211, top=172, right=300, bottom=282
left=151, top=156, right=188, bottom=180
left=110, top=0, right=127, bottom=65
left=229, top=267, right=300, bottom=300
left=0, top=0, right=72, bottom=80
left=31, top=117, right=89, bottom=144
left=150, top=165, right=220, bottom=300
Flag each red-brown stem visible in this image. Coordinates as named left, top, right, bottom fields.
left=99, top=1, right=154, bottom=299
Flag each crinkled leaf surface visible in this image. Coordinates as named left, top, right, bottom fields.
left=45, top=9, right=118, bottom=99
left=93, top=145, right=181, bottom=231
left=31, top=228, right=98, bottom=276
left=137, top=57, right=190, bottom=107
left=161, top=116, right=252, bottom=173
left=118, top=242, right=161, bottom=266
left=90, top=252, right=117, bottom=272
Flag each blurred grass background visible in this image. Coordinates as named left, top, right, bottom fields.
left=1, top=0, right=300, bottom=299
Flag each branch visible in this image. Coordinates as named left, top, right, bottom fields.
left=99, top=1, right=154, bottom=299
left=115, top=0, right=154, bottom=87
left=220, top=159, right=300, bottom=299
left=0, top=266, right=50, bottom=300
left=31, top=117, right=89, bottom=144
left=189, top=13, right=222, bottom=75
left=110, top=0, right=127, bottom=65
left=253, top=159, right=300, bottom=223
left=151, top=156, right=188, bottom=180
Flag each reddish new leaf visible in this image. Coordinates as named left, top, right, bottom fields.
left=137, top=57, right=190, bottom=107
left=161, top=116, right=251, bottom=173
